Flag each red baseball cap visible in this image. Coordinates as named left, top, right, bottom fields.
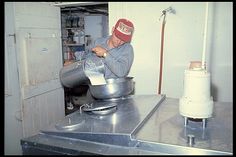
left=114, top=18, right=134, bottom=42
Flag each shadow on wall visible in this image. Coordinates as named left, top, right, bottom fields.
left=208, top=2, right=216, bottom=73
left=131, top=81, right=136, bottom=95
left=208, top=3, right=218, bottom=102
left=211, top=83, right=218, bottom=101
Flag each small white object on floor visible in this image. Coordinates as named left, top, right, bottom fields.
left=67, top=102, right=74, bottom=110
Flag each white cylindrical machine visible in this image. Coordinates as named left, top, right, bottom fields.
left=179, top=68, right=213, bottom=119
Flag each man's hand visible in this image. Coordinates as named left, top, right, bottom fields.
left=92, top=46, right=107, bottom=57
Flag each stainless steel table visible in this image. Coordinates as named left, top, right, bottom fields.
left=134, top=97, right=233, bottom=155
left=21, top=95, right=233, bottom=155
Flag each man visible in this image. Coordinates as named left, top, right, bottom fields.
left=64, top=18, right=134, bottom=78
left=83, top=18, right=135, bottom=102
left=89, top=18, right=135, bottom=79
left=63, top=19, right=135, bottom=103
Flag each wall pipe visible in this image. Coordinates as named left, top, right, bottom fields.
left=201, top=2, right=209, bottom=70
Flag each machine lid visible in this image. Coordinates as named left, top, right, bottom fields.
left=55, top=116, right=85, bottom=131
left=91, top=106, right=117, bottom=115
left=81, top=101, right=118, bottom=112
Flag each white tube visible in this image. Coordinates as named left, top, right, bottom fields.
left=201, top=2, right=209, bottom=70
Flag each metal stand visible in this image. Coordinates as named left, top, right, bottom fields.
left=184, top=117, right=207, bottom=129
left=202, top=118, right=207, bottom=129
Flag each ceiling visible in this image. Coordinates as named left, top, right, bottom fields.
left=56, top=2, right=108, bottom=16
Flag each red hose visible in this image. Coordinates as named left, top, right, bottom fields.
left=158, top=13, right=166, bottom=94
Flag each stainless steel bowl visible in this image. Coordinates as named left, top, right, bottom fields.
left=88, top=77, right=134, bottom=99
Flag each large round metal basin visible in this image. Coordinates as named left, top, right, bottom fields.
left=89, top=77, right=134, bottom=99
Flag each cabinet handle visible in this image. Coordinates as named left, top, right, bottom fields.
left=14, top=110, right=22, bottom=121
left=8, top=33, right=16, bottom=43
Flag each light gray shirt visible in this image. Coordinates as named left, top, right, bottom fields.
left=85, top=36, right=134, bottom=79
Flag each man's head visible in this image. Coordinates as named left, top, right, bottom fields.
left=113, top=18, right=134, bottom=42
left=110, top=19, right=134, bottom=47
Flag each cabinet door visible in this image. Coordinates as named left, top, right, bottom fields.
left=4, top=2, right=23, bottom=155
left=13, top=2, right=65, bottom=138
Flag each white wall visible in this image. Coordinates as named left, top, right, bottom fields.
left=108, top=2, right=232, bottom=102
